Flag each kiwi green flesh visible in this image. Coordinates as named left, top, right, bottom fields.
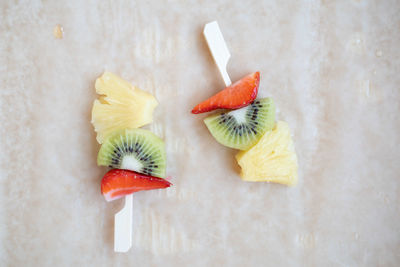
left=97, top=128, right=166, bottom=178
left=204, top=98, right=275, bottom=150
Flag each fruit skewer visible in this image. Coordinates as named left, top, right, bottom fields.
left=92, top=73, right=170, bottom=252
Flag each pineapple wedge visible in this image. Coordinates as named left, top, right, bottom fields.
left=236, top=121, right=298, bottom=186
left=91, top=72, right=158, bottom=143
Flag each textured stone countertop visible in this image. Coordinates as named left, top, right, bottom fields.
left=1, top=0, right=399, bottom=266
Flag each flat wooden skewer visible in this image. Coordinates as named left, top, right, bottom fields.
left=203, top=21, right=232, bottom=87
left=114, top=174, right=133, bottom=252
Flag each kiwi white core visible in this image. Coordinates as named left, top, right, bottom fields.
left=229, top=106, right=249, bottom=124
left=121, top=155, right=143, bottom=172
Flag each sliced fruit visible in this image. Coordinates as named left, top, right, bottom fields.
left=204, top=97, right=275, bottom=150
left=101, top=169, right=172, bottom=202
left=91, top=72, right=158, bottom=143
left=97, top=128, right=166, bottom=178
left=236, top=121, right=298, bottom=186
left=192, top=72, right=260, bottom=114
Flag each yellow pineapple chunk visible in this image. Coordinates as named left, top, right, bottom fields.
left=236, top=121, right=298, bottom=186
left=91, top=72, right=158, bottom=143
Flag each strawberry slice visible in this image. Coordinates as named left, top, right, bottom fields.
left=101, top=169, right=172, bottom=202
left=192, top=72, right=260, bottom=114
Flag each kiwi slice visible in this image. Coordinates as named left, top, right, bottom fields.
left=204, top=97, right=275, bottom=150
left=97, top=128, right=166, bottom=178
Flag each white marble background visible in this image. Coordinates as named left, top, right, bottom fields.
left=1, top=0, right=399, bottom=266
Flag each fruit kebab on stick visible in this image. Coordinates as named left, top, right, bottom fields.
left=193, top=21, right=298, bottom=185
left=92, top=73, right=172, bottom=252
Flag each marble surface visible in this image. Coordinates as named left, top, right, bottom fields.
left=1, top=0, right=400, bottom=266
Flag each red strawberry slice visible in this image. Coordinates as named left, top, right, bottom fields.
left=191, top=72, right=260, bottom=114
left=101, top=169, right=172, bottom=202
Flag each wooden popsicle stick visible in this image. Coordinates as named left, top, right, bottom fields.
left=114, top=194, right=133, bottom=252
left=203, top=21, right=232, bottom=87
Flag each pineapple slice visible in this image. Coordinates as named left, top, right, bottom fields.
left=91, top=72, right=158, bottom=143
left=235, top=121, right=298, bottom=186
